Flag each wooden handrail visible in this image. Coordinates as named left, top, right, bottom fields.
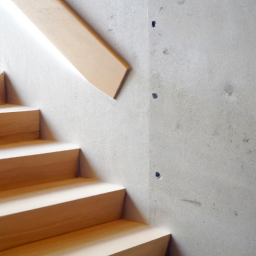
left=11, top=0, right=131, bottom=98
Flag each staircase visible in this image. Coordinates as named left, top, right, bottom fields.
left=0, top=73, right=170, bottom=255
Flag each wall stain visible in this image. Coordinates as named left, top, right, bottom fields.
left=243, top=138, right=249, bottom=143
left=224, top=84, right=234, bottom=96
left=176, top=124, right=181, bottom=130
left=212, top=130, right=218, bottom=136
left=234, top=211, right=238, bottom=216
left=163, top=48, right=169, bottom=54
left=182, top=199, right=202, bottom=207
left=177, top=0, right=186, bottom=5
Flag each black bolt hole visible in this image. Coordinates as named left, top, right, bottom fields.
left=152, top=21, right=156, bottom=27
left=152, top=93, right=158, bottom=99
left=155, top=172, right=161, bottom=179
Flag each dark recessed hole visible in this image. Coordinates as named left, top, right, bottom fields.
left=152, top=93, right=158, bottom=99
left=152, top=21, right=156, bottom=27
left=155, top=172, right=161, bottom=179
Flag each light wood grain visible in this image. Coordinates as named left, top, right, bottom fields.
left=0, top=104, right=39, bottom=145
left=0, top=220, right=170, bottom=256
left=0, top=140, right=80, bottom=190
left=0, top=73, right=5, bottom=105
left=0, top=178, right=125, bottom=216
left=11, top=0, right=131, bottom=98
left=0, top=132, right=39, bottom=146
left=0, top=178, right=125, bottom=251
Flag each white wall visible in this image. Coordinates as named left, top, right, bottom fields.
left=1, top=1, right=256, bottom=256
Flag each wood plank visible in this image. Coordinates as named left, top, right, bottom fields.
left=0, top=104, right=39, bottom=145
left=11, top=0, right=131, bottom=98
left=0, top=220, right=170, bottom=256
left=0, top=140, right=80, bottom=190
left=0, top=73, right=5, bottom=105
left=0, top=178, right=125, bottom=251
left=0, top=132, right=39, bottom=146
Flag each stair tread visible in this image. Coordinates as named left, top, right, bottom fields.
left=0, top=103, right=39, bottom=113
left=0, top=220, right=170, bottom=256
left=0, top=139, right=79, bottom=159
left=0, top=178, right=125, bottom=217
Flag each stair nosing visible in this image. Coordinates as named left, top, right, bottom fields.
left=0, top=103, right=39, bottom=113
left=0, top=139, right=80, bottom=159
left=0, top=178, right=125, bottom=217
left=0, top=219, right=170, bottom=256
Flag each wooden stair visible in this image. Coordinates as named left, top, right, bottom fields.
left=0, top=72, right=170, bottom=255
left=0, top=104, right=39, bottom=145
left=0, top=140, right=80, bottom=191
left=0, top=220, right=170, bottom=256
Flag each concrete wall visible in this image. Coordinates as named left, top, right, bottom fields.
left=149, top=1, right=256, bottom=256
left=1, top=0, right=256, bottom=256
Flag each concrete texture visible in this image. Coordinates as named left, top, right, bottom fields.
left=149, top=1, right=256, bottom=256
left=1, top=0, right=256, bottom=256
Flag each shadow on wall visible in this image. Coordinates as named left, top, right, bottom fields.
left=122, top=194, right=147, bottom=224
left=80, top=154, right=150, bottom=226
left=79, top=153, right=97, bottom=178
left=168, top=237, right=184, bottom=256
left=113, top=68, right=132, bottom=100
left=5, top=72, right=22, bottom=105
left=40, top=114, right=56, bottom=140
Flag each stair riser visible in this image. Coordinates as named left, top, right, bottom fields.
left=0, top=110, right=40, bottom=145
left=0, top=150, right=79, bottom=191
left=0, top=131, right=39, bottom=146
left=0, top=190, right=125, bottom=251
left=0, top=73, right=5, bottom=105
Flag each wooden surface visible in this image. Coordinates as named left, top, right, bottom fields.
left=0, top=178, right=125, bottom=216
left=0, top=104, right=39, bottom=145
left=0, top=178, right=125, bottom=251
left=11, top=0, right=131, bottom=98
left=0, top=220, right=170, bottom=256
left=0, top=73, right=5, bottom=104
left=0, top=140, right=80, bottom=190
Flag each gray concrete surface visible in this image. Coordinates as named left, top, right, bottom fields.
left=149, top=1, right=256, bottom=255
left=1, top=0, right=256, bottom=255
